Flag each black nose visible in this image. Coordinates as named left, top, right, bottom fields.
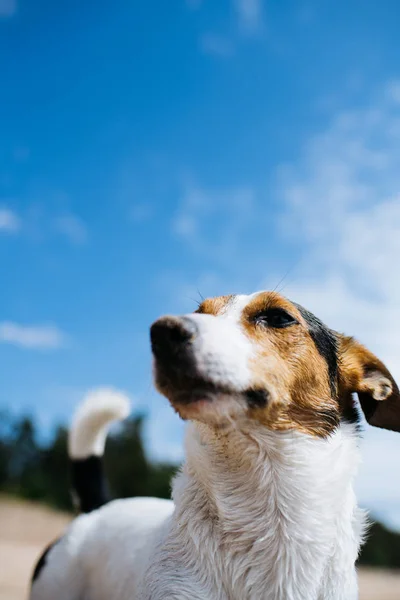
left=150, top=317, right=198, bottom=356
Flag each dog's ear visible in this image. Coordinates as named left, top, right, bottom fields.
left=339, top=336, right=400, bottom=432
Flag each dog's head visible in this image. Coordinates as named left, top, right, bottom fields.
left=151, top=291, right=400, bottom=436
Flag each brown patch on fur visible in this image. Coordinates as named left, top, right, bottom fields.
left=196, top=295, right=234, bottom=316
left=241, top=292, right=339, bottom=438
left=154, top=290, right=400, bottom=436
left=338, top=336, right=392, bottom=397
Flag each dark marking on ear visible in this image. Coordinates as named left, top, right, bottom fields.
left=357, top=392, right=378, bottom=422
left=294, top=303, right=339, bottom=397
left=31, top=539, right=59, bottom=583
left=245, top=388, right=270, bottom=408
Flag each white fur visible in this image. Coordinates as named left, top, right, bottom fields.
left=186, top=313, right=253, bottom=390
left=68, top=388, right=131, bottom=459
left=30, top=497, right=175, bottom=600
left=31, top=420, right=365, bottom=600
left=182, top=294, right=256, bottom=391
left=142, top=422, right=365, bottom=600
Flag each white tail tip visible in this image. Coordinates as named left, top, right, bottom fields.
left=68, top=387, right=131, bottom=459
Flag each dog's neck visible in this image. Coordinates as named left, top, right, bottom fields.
left=170, top=420, right=365, bottom=600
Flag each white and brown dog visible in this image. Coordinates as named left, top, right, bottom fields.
left=30, top=291, right=400, bottom=600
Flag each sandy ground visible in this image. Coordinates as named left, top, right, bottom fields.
left=0, top=497, right=399, bottom=600
left=0, top=496, right=71, bottom=600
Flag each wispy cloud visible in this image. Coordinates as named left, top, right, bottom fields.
left=173, top=183, right=256, bottom=265
left=278, top=81, right=400, bottom=314
left=185, top=0, right=202, bottom=9
left=0, top=0, right=16, bottom=17
left=275, top=79, right=400, bottom=529
left=0, top=322, right=67, bottom=350
left=165, top=181, right=267, bottom=314
left=54, top=213, right=88, bottom=245
left=169, top=79, right=400, bottom=528
left=233, top=0, right=264, bottom=35
left=385, top=79, right=400, bottom=104
left=130, top=203, right=154, bottom=223
left=200, top=33, right=235, bottom=58
left=0, top=205, right=88, bottom=245
left=195, top=0, right=265, bottom=58
left=0, top=207, right=20, bottom=233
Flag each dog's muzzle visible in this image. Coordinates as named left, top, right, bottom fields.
left=150, top=316, right=198, bottom=362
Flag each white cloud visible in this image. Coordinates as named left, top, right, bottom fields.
left=0, top=322, right=67, bottom=349
left=0, top=0, right=16, bottom=17
left=233, top=0, right=264, bottom=35
left=385, top=79, right=400, bottom=104
left=167, top=182, right=268, bottom=314
left=200, top=33, right=235, bottom=58
left=275, top=80, right=400, bottom=529
left=173, top=213, right=198, bottom=238
left=0, top=207, right=20, bottom=233
left=0, top=205, right=89, bottom=245
left=173, top=183, right=255, bottom=265
left=159, top=81, right=400, bottom=526
left=130, top=203, right=154, bottom=223
left=196, top=0, right=265, bottom=57
left=54, top=213, right=88, bottom=245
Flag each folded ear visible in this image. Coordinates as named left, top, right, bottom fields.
left=339, top=336, right=400, bottom=432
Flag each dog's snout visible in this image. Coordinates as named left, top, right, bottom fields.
left=150, top=316, right=198, bottom=356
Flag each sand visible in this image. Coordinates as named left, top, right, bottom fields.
left=0, top=496, right=399, bottom=600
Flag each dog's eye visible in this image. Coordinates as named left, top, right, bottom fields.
left=254, top=308, right=298, bottom=329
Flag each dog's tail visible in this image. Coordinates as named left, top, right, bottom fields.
left=68, top=388, right=131, bottom=514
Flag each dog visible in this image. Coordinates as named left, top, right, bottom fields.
left=30, top=290, right=400, bottom=600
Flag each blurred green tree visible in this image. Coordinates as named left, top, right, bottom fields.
left=0, top=411, right=176, bottom=512
left=0, top=409, right=398, bottom=569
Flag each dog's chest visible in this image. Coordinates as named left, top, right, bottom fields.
left=144, top=506, right=340, bottom=600
left=200, top=497, right=335, bottom=600
left=145, top=425, right=364, bottom=600
left=146, top=483, right=346, bottom=600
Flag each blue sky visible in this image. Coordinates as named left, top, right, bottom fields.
left=1, top=0, right=400, bottom=528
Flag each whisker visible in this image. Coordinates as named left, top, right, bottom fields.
left=271, top=261, right=300, bottom=295
left=196, top=288, right=205, bottom=302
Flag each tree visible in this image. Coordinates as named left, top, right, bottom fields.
left=1, top=411, right=399, bottom=570
left=0, top=411, right=176, bottom=510
left=359, top=521, right=400, bottom=568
